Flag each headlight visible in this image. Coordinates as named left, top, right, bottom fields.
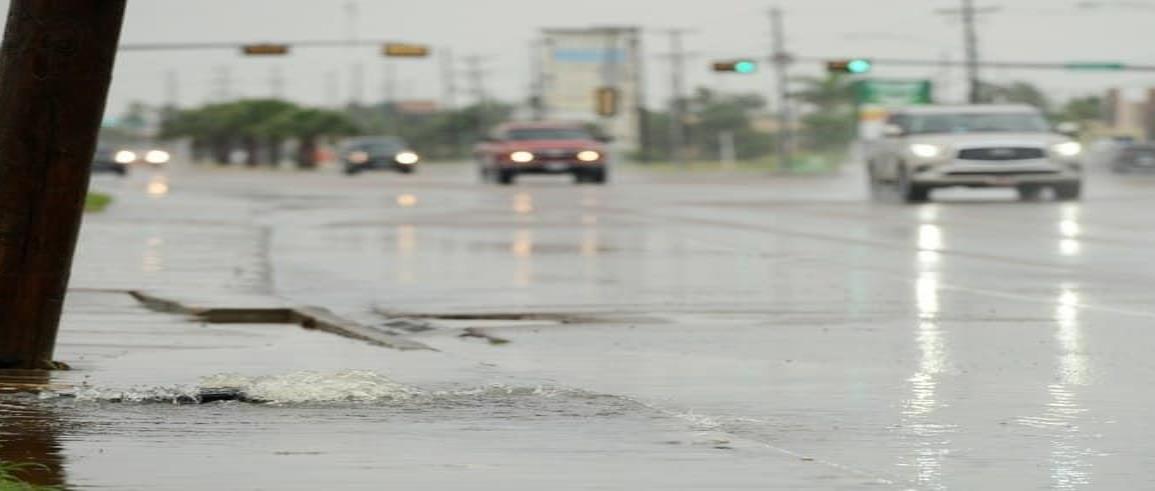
left=395, top=151, right=419, bottom=165
left=909, top=144, right=945, bottom=159
left=114, top=150, right=137, bottom=164
left=144, top=150, right=170, bottom=164
left=348, top=151, right=370, bottom=164
left=510, top=151, right=535, bottom=163
left=1051, top=142, right=1083, bottom=158
left=577, top=150, right=601, bottom=162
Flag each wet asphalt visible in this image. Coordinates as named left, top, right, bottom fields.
left=7, top=161, right=1155, bottom=489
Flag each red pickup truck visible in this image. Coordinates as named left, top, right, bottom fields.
left=474, top=122, right=609, bottom=185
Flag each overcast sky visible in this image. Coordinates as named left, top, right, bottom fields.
left=2, top=0, right=1153, bottom=115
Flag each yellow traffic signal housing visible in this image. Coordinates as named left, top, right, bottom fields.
left=712, top=60, right=758, bottom=74
left=826, top=59, right=872, bottom=74
left=383, top=43, right=431, bottom=58
left=595, top=87, right=620, bottom=117
left=242, top=44, right=290, bottom=56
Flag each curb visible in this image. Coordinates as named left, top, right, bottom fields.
left=126, top=291, right=434, bottom=351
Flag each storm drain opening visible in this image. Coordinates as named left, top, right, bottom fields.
left=373, top=309, right=667, bottom=346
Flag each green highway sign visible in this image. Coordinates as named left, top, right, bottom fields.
left=1065, top=62, right=1126, bottom=70
left=854, top=79, right=933, bottom=106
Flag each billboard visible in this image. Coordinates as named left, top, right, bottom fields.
left=539, top=27, right=643, bottom=150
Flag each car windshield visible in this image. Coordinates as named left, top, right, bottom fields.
left=904, top=113, right=1050, bottom=134
left=506, top=128, right=592, bottom=140
left=350, top=141, right=404, bottom=154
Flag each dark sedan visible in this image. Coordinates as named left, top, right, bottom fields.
left=1109, top=143, right=1155, bottom=173
left=92, top=145, right=128, bottom=176
left=340, top=137, right=420, bottom=175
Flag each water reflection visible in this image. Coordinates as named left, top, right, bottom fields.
left=141, top=237, right=165, bottom=273
left=916, top=273, right=940, bottom=319
left=1046, top=284, right=1094, bottom=489
left=581, top=228, right=601, bottom=258
left=512, top=229, right=534, bottom=286
left=1059, top=205, right=1082, bottom=257
left=396, top=194, right=418, bottom=208
left=917, top=224, right=944, bottom=265
left=146, top=175, right=169, bottom=197
left=0, top=373, right=68, bottom=488
left=900, top=266, right=952, bottom=489
left=513, top=193, right=534, bottom=215
left=395, top=225, right=417, bottom=283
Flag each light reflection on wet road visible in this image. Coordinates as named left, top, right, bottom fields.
left=9, top=163, right=1155, bottom=488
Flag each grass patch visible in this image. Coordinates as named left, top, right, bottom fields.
left=0, top=461, right=58, bottom=491
left=84, top=192, right=112, bottom=213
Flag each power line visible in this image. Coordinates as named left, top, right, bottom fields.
left=212, top=65, right=233, bottom=102
left=119, top=39, right=398, bottom=52
left=461, top=54, right=494, bottom=104
left=769, top=7, right=794, bottom=171
left=655, top=28, right=696, bottom=165
left=936, top=2, right=1001, bottom=103
left=440, top=48, right=458, bottom=110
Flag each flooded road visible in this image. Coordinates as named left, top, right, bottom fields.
left=6, top=162, right=1155, bottom=488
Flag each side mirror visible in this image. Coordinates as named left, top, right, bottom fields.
left=596, top=135, right=615, bottom=143
left=482, top=135, right=500, bottom=143
left=882, top=124, right=904, bottom=138
left=1055, top=122, right=1081, bottom=137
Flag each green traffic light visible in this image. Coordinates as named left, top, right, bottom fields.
left=734, top=61, right=757, bottom=74
left=846, top=59, right=872, bottom=74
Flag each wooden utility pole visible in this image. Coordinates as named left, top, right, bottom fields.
left=769, top=7, right=795, bottom=172
left=657, top=28, right=695, bottom=166
left=0, top=0, right=128, bottom=370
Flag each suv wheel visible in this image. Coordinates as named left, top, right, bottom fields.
left=1017, top=184, right=1044, bottom=201
left=898, top=169, right=931, bottom=203
left=497, top=169, right=516, bottom=185
left=1054, top=182, right=1082, bottom=201
left=576, top=168, right=607, bottom=185
left=867, top=164, right=885, bottom=200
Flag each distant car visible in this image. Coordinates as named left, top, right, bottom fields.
left=473, top=122, right=610, bottom=185
left=1106, top=142, right=1155, bottom=173
left=109, top=144, right=172, bottom=167
left=91, top=145, right=128, bottom=176
left=340, top=137, right=420, bottom=175
left=865, top=104, right=1084, bottom=202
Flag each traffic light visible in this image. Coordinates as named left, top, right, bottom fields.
left=241, top=44, right=290, bottom=56
left=594, top=87, right=620, bottom=117
left=712, top=60, right=759, bottom=74
left=383, top=43, right=431, bottom=58
left=827, top=59, right=872, bottom=74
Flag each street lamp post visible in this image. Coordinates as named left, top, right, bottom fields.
left=0, top=0, right=128, bottom=370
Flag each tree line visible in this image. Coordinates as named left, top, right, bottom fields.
left=160, top=99, right=513, bottom=167
left=151, top=77, right=1106, bottom=168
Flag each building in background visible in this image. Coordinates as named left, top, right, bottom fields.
left=1104, top=88, right=1154, bottom=141
left=537, top=27, right=645, bottom=154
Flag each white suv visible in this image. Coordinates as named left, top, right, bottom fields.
left=866, top=105, right=1084, bottom=203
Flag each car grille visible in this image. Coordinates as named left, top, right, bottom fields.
left=946, top=170, right=1058, bottom=176
left=957, top=147, right=1045, bottom=161
left=535, top=150, right=579, bottom=162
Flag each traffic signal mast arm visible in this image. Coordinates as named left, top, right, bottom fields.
left=121, top=39, right=432, bottom=58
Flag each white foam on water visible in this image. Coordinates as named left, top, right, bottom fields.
left=200, top=370, right=418, bottom=404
